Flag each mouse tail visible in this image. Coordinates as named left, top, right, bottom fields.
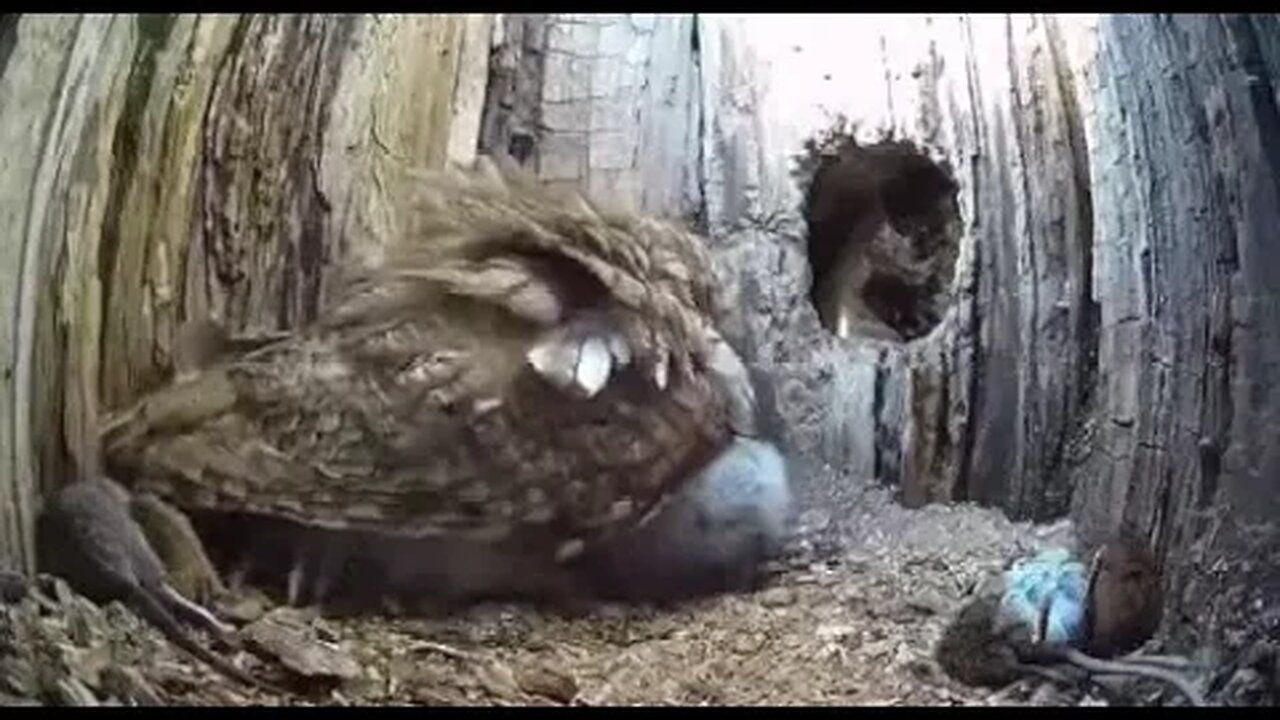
left=1052, top=646, right=1206, bottom=707
left=157, top=582, right=235, bottom=638
left=126, top=584, right=284, bottom=695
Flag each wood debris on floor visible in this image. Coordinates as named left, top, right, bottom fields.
left=0, top=470, right=1231, bottom=706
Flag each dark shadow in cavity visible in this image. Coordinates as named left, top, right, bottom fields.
left=796, top=133, right=961, bottom=343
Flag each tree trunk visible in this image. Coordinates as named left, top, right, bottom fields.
left=0, top=11, right=1276, bottom=674
left=681, top=12, right=1280, bottom=664
left=0, top=14, right=493, bottom=574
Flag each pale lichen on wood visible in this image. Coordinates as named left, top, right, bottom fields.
left=0, top=15, right=137, bottom=573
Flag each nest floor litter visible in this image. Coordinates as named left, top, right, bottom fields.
left=0, top=466, right=1213, bottom=706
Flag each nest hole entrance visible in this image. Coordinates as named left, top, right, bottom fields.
left=799, top=135, right=961, bottom=343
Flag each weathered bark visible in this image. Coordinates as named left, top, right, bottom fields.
left=672, top=13, right=1279, bottom=665
left=0, top=14, right=492, bottom=575
left=678, top=15, right=1105, bottom=517
left=0, top=16, right=135, bottom=575
left=1072, top=14, right=1280, bottom=662
left=1, top=11, right=1277, bottom=686
left=479, top=14, right=704, bottom=221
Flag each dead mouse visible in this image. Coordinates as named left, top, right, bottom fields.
left=1083, top=535, right=1163, bottom=659
left=36, top=477, right=284, bottom=695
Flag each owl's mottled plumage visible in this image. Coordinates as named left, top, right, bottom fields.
left=100, top=157, right=754, bottom=578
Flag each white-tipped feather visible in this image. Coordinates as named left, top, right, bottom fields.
left=653, top=350, right=670, bottom=390
left=574, top=337, right=613, bottom=398
left=526, top=337, right=579, bottom=390
left=527, top=323, right=628, bottom=398
left=607, top=333, right=632, bottom=368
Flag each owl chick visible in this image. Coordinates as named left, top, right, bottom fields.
left=575, top=435, right=794, bottom=604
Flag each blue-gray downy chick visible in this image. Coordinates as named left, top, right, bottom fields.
left=936, top=540, right=1202, bottom=704
left=937, top=547, right=1090, bottom=687
left=996, top=547, right=1089, bottom=647
left=580, top=436, right=794, bottom=603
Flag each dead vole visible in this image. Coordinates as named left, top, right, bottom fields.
left=935, top=590, right=1036, bottom=688
left=1083, top=535, right=1163, bottom=659
left=37, top=478, right=283, bottom=694
left=129, top=491, right=229, bottom=606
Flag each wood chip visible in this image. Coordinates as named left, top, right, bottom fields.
left=515, top=664, right=579, bottom=704
left=410, top=640, right=480, bottom=663
left=0, top=572, right=27, bottom=604
left=99, top=665, right=165, bottom=706
left=474, top=660, right=522, bottom=702
left=242, top=612, right=361, bottom=682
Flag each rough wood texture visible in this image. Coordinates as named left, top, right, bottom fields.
left=675, top=13, right=1278, bottom=665
left=479, top=14, right=704, bottom=221
left=1071, top=14, right=1280, bottom=662
left=101, top=15, right=493, bottom=412
left=0, top=14, right=492, bottom=573
left=681, top=15, right=1104, bottom=519
left=0, top=16, right=137, bottom=573
left=1, top=10, right=1277, bottom=684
